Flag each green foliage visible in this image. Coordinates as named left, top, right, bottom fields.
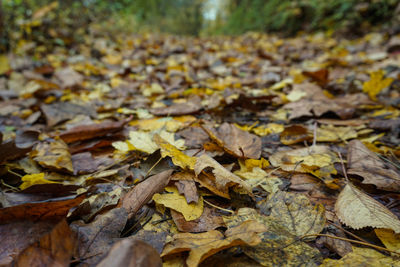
left=218, top=0, right=399, bottom=35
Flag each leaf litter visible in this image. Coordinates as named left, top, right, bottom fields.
left=0, top=29, right=400, bottom=266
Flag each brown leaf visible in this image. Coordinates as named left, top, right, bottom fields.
left=58, top=119, right=127, bottom=144
left=41, top=102, right=96, bottom=127
left=347, top=140, right=400, bottom=192
left=0, top=193, right=85, bottom=223
left=0, top=219, right=76, bottom=266
left=202, top=122, right=261, bottom=159
left=54, top=67, right=84, bottom=88
left=97, top=239, right=162, bottom=267
left=175, top=180, right=199, bottom=204
left=171, top=207, right=225, bottom=233
left=150, top=101, right=202, bottom=116
left=122, top=169, right=173, bottom=219
left=71, top=208, right=128, bottom=266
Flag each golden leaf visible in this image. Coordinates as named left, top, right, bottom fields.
left=375, top=229, right=400, bottom=254
left=153, top=134, right=195, bottom=169
left=20, top=173, right=57, bottom=190
left=153, top=186, right=203, bottom=221
left=362, top=70, right=393, bottom=100
left=335, top=184, right=400, bottom=233
left=32, top=138, right=74, bottom=173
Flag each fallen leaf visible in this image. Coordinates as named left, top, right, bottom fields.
left=71, top=208, right=128, bottom=266
left=122, top=170, right=173, bottom=219
left=19, top=173, right=57, bottom=190
left=195, top=153, right=252, bottom=194
left=375, top=228, right=400, bottom=254
left=175, top=180, right=199, bottom=204
left=153, top=134, right=195, bottom=169
left=0, top=219, right=76, bottom=266
left=161, top=220, right=267, bottom=267
left=202, top=122, right=261, bottom=159
left=257, top=191, right=326, bottom=238
left=335, top=184, right=400, bottom=233
left=97, top=239, right=162, bottom=267
left=320, top=247, right=399, bottom=266
left=224, top=208, right=322, bottom=266
left=32, top=138, right=74, bottom=173
left=347, top=140, right=400, bottom=192
left=363, top=70, right=393, bottom=100
left=153, top=186, right=204, bottom=221
left=171, top=207, right=225, bottom=233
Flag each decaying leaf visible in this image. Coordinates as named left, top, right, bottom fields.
left=161, top=220, right=267, bottom=267
left=335, top=184, right=400, bottom=233
left=195, top=153, right=252, bottom=193
left=258, top=191, right=326, bottom=238
left=153, top=186, right=204, bottom=221
left=224, top=208, right=322, bottom=266
left=269, top=145, right=339, bottom=188
left=347, top=140, right=400, bottom=192
left=320, top=247, right=399, bottom=266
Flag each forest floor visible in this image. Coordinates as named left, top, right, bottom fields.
left=1, top=31, right=400, bottom=266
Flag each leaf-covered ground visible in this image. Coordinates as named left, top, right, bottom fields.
left=1, top=32, right=400, bottom=266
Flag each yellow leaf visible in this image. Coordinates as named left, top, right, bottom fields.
left=20, top=173, right=57, bottom=190
left=316, top=124, right=358, bottom=142
left=363, top=70, right=393, bottom=100
left=153, top=186, right=203, bottom=221
left=252, top=123, right=284, bottom=136
left=335, top=184, right=400, bottom=233
left=0, top=55, right=10, bottom=75
left=375, top=229, right=400, bottom=254
left=153, top=134, right=195, bottom=169
left=127, top=131, right=158, bottom=153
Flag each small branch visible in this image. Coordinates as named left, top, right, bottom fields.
left=204, top=199, right=234, bottom=214
left=300, top=233, right=400, bottom=256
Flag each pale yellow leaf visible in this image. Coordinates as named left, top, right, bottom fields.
left=335, top=184, right=400, bottom=233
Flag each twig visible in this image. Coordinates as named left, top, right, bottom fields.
left=327, top=221, right=368, bottom=243
left=203, top=199, right=234, bottom=214
left=145, top=156, right=163, bottom=178
left=337, top=151, right=349, bottom=183
left=300, top=233, right=400, bottom=256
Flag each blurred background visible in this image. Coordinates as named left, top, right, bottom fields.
left=1, top=0, right=399, bottom=52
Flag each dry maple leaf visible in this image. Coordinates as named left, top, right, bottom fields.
left=195, top=153, right=252, bottom=193
left=335, top=183, right=400, bottom=233
left=161, top=220, right=266, bottom=267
